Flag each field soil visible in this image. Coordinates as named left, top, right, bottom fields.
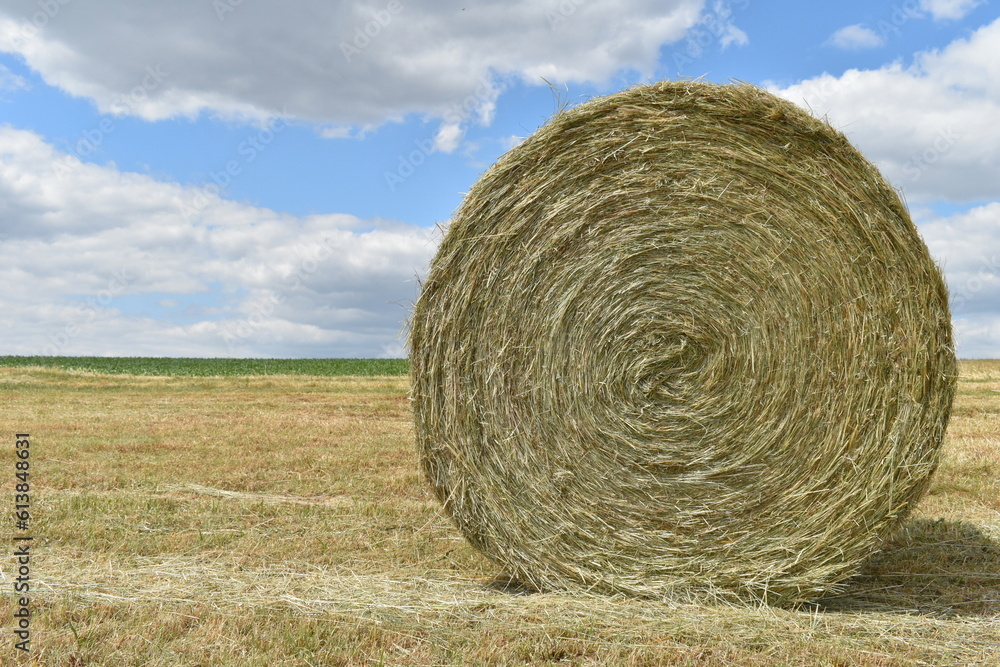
left=1, top=361, right=998, bottom=665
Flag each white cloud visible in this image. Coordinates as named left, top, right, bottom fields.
left=719, top=23, right=749, bottom=48
left=0, top=0, right=704, bottom=129
left=769, top=17, right=1000, bottom=203
left=713, top=1, right=749, bottom=48
left=0, top=126, right=438, bottom=357
left=911, top=202, right=1000, bottom=358
left=0, top=0, right=715, bottom=155
left=433, top=122, right=464, bottom=154
left=917, top=202, right=1000, bottom=315
left=318, top=126, right=354, bottom=140
left=919, top=0, right=982, bottom=20
left=828, top=24, right=885, bottom=50
left=952, top=315, right=1000, bottom=359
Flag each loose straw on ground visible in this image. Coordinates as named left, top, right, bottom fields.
left=409, top=80, right=956, bottom=605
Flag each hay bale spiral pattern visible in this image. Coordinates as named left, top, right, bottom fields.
left=409, top=81, right=956, bottom=604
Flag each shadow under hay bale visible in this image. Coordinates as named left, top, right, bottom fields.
left=409, top=80, right=956, bottom=606
left=816, top=518, right=1000, bottom=617
left=482, top=573, right=538, bottom=596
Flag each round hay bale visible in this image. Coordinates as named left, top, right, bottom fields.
left=408, top=80, right=956, bottom=605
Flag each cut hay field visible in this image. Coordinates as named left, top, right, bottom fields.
left=1, top=360, right=998, bottom=666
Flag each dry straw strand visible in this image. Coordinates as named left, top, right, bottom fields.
left=409, top=80, right=956, bottom=605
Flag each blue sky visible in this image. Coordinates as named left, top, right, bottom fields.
left=0, top=0, right=997, bottom=357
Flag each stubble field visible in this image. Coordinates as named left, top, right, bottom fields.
left=1, top=359, right=998, bottom=665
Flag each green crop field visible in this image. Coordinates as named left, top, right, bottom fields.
left=0, top=356, right=408, bottom=377
left=0, top=359, right=998, bottom=665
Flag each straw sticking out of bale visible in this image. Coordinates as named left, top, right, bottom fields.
left=408, top=80, right=956, bottom=605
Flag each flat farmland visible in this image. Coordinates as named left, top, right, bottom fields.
left=1, top=360, right=998, bottom=665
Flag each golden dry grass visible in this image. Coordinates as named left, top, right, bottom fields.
left=1, top=361, right=998, bottom=665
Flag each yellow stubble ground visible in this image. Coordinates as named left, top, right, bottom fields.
left=0, top=362, right=997, bottom=666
